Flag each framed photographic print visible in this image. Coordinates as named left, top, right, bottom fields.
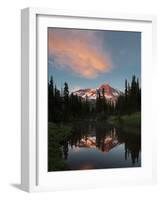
left=21, top=8, right=156, bottom=192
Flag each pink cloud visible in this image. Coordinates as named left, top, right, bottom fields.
left=48, top=29, right=111, bottom=79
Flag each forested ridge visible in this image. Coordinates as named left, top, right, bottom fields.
left=48, top=75, right=141, bottom=123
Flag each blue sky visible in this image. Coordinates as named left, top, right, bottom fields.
left=48, top=28, right=141, bottom=92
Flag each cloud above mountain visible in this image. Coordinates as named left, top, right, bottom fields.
left=48, top=28, right=111, bottom=79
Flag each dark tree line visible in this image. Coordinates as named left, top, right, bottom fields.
left=115, top=75, right=141, bottom=115
left=95, top=88, right=115, bottom=119
left=48, top=76, right=90, bottom=123
left=48, top=75, right=141, bottom=123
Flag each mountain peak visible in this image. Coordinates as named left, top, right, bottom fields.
left=73, top=83, right=123, bottom=102
left=99, top=83, right=111, bottom=93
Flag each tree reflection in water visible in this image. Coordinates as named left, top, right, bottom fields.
left=61, top=121, right=141, bottom=168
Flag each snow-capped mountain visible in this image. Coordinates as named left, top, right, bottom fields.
left=73, top=84, right=123, bottom=102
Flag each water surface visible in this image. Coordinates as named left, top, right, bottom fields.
left=61, top=121, right=141, bottom=170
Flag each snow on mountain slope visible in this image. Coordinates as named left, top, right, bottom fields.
left=73, top=84, right=123, bottom=102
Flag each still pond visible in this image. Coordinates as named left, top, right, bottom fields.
left=60, top=121, right=141, bottom=170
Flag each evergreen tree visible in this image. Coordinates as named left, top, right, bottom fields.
left=63, top=82, right=69, bottom=121
left=116, top=75, right=141, bottom=115
left=53, top=84, right=62, bottom=122
left=96, top=90, right=101, bottom=113
left=64, top=82, right=69, bottom=103
left=102, top=88, right=107, bottom=114
left=48, top=76, right=54, bottom=122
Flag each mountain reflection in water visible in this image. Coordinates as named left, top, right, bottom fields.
left=61, top=122, right=141, bottom=170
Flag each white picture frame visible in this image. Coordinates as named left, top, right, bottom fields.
left=21, top=7, right=157, bottom=192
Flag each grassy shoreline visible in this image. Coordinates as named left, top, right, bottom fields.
left=48, top=123, right=72, bottom=171
left=108, top=112, right=141, bottom=127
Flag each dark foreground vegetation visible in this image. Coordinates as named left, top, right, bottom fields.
left=48, top=123, right=72, bottom=171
